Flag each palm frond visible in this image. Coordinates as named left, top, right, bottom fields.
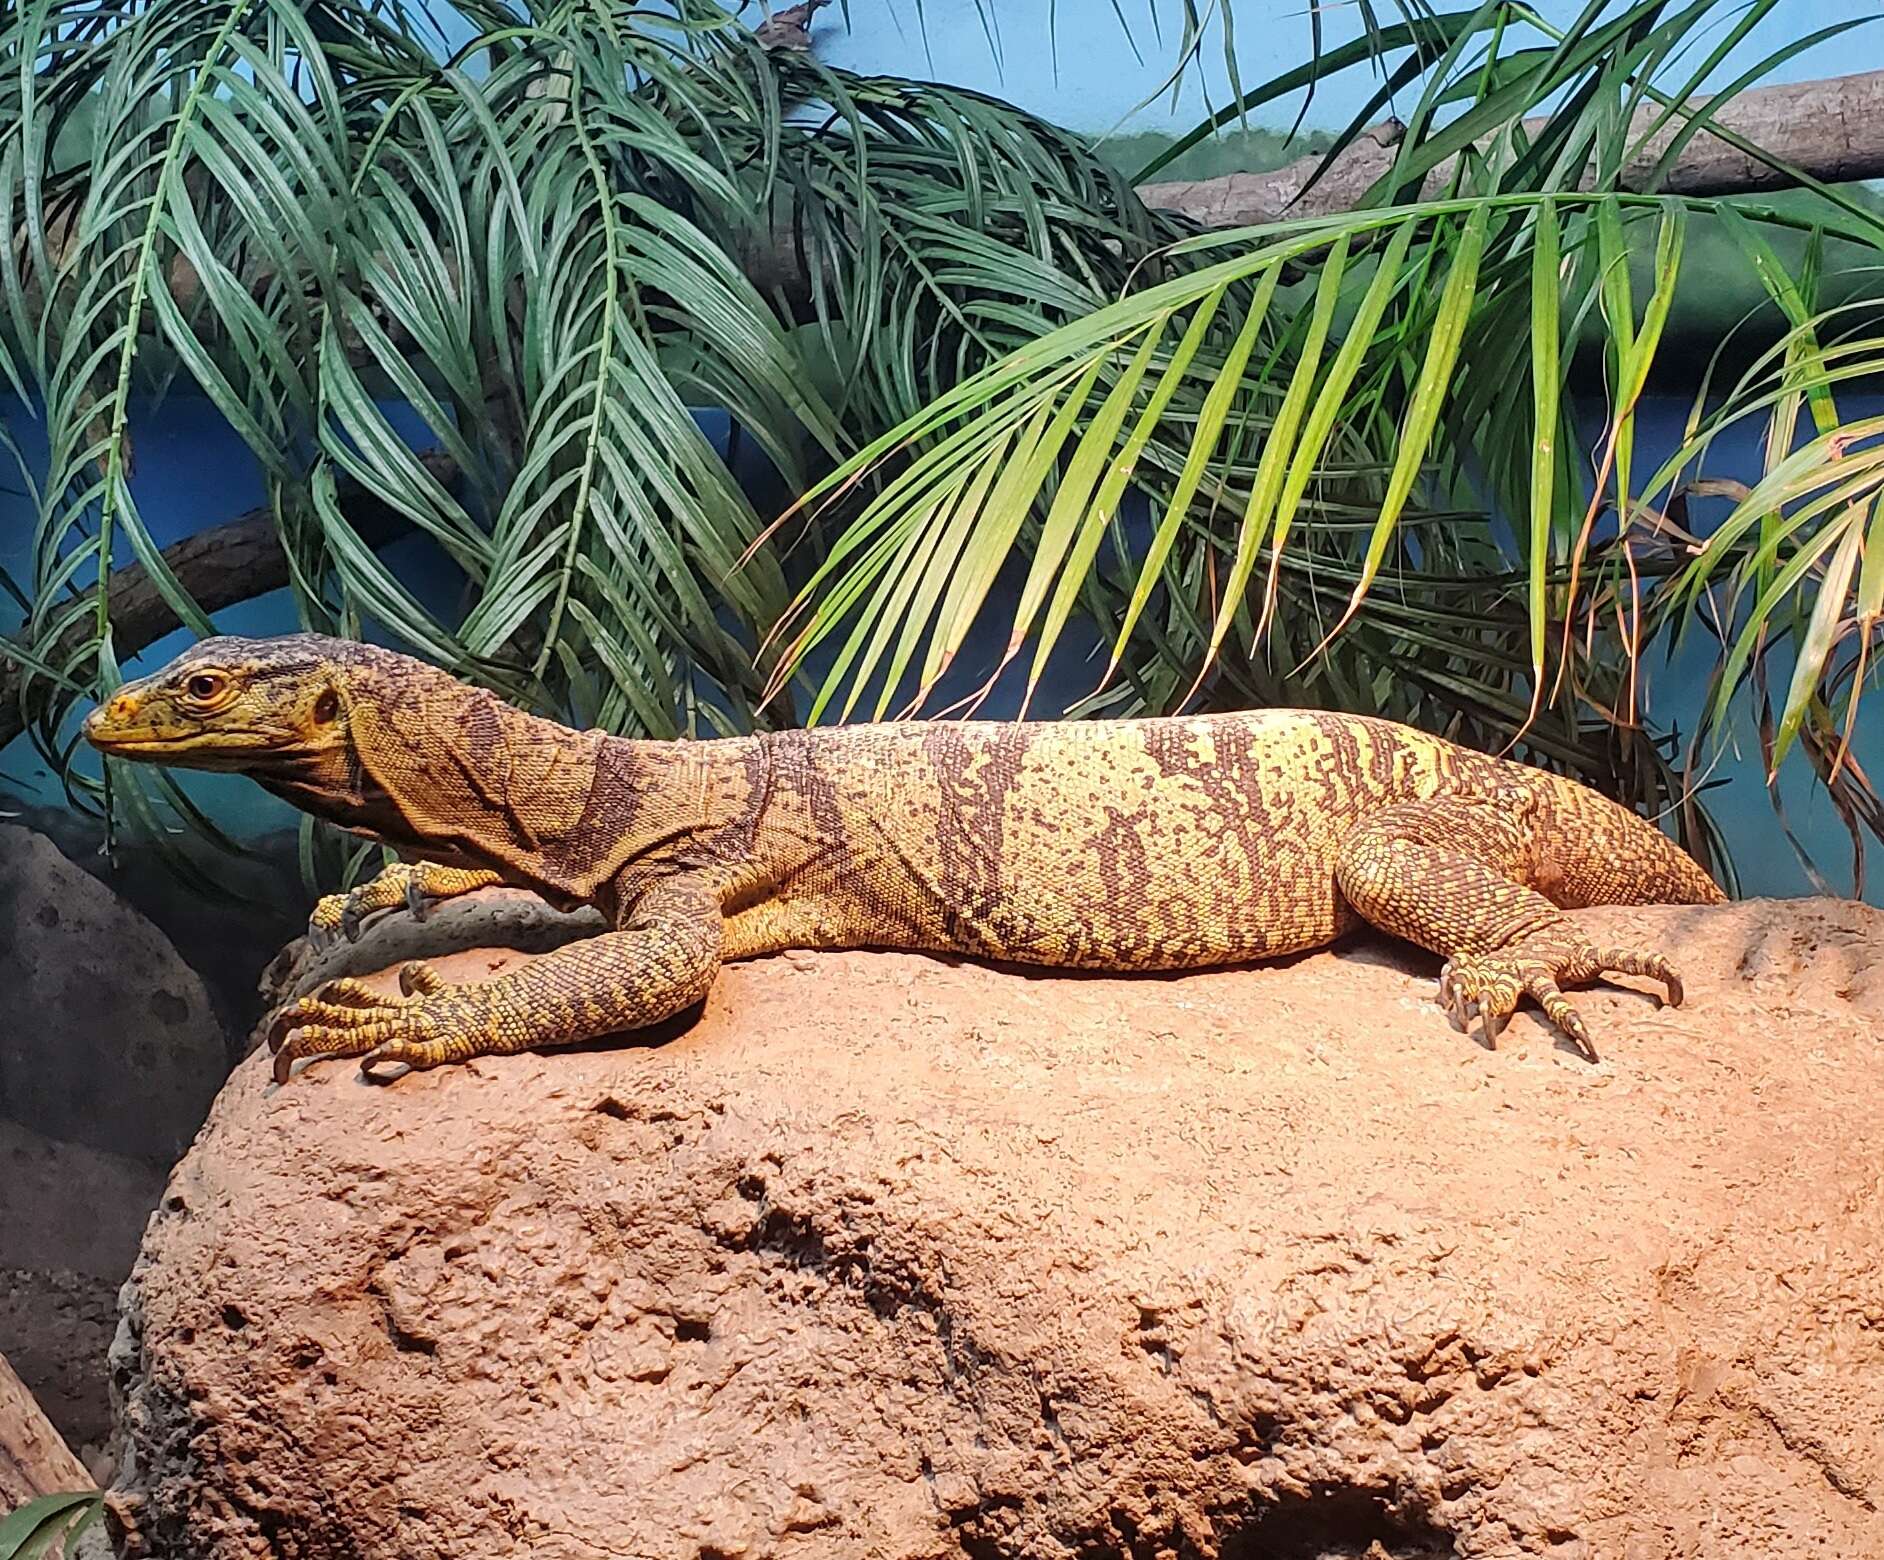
left=770, top=0, right=1884, bottom=877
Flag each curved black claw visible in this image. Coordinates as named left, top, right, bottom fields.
left=405, top=878, right=430, bottom=922
left=340, top=903, right=365, bottom=943
left=1437, top=960, right=1508, bottom=1051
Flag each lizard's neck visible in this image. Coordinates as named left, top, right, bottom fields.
left=263, top=676, right=764, bottom=909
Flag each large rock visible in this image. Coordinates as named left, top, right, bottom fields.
left=0, top=1117, right=167, bottom=1454
left=0, top=825, right=230, bottom=1162
left=0, top=827, right=212, bottom=1457
left=0, top=793, right=305, bottom=1035
left=110, top=899, right=1884, bottom=1559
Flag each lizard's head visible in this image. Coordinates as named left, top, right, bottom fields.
left=82, top=633, right=363, bottom=775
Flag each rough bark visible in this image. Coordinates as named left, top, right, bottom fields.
left=1139, top=67, right=1884, bottom=228
left=0, top=1347, right=109, bottom=1559
left=0, top=1348, right=92, bottom=1507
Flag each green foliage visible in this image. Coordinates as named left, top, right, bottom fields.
left=0, top=0, right=1172, bottom=873
left=1093, top=125, right=1336, bottom=185
left=773, top=0, right=1884, bottom=880
left=0, top=1493, right=104, bottom=1560
left=2, top=0, right=1883, bottom=891
left=1622, top=185, right=1884, bottom=369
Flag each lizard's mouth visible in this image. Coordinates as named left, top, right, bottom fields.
left=82, top=709, right=295, bottom=768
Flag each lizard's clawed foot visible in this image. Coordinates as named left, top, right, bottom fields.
left=1436, top=938, right=1684, bottom=1062
left=306, top=863, right=501, bottom=948
left=308, top=864, right=425, bottom=948
left=266, top=961, right=488, bottom=1083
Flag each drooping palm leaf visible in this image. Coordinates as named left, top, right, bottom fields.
left=769, top=0, right=1884, bottom=883
left=0, top=0, right=1205, bottom=871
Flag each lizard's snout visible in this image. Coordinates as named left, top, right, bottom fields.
left=83, top=690, right=155, bottom=751
left=84, top=694, right=135, bottom=734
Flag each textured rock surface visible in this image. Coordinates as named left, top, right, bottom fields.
left=0, top=1039, right=170, bottom=1454
left=0, top=794, right=304, bottom=1034
left=0, top=825, right=230, bottom=1161
left=113, top=898, right=1884, bottom=1559
left=0, top=1121, right=135, bottom=1559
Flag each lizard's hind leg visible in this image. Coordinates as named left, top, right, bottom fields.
left=308, top=862, right=504, bottom=947
left=1335, top=796, right=1685, bottom=1060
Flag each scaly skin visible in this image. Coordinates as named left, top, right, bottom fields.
left=83, top=634, right=1725, bottom=1081
left=308, top=862, right=504, bottom=946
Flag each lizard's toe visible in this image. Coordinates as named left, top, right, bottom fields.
left=398, top=960, right=447, bottom=997
left=267, top=969, right=487, bottom=1084
left=1589, top=945, right=1684, bottom=1008
left=265, top=986, right=407, bottom=1053
left=359, top=1037, right=457, bottom=1081
left=1523, top=971, right=1597, bottom=1062
left=304, top=866, right=500, bottom=955
left=332, top=864, right=427, bottom=944
left=307, top=892, right=349, bottom=947
left=1434, top=955, right=1521, bottom=1050
left=1434, top=930, right=1679, bottom=1061
left=272, top=1017, right=404, bottom=1084
left=272, top=991, right=460, bottom=1083
left=315, top=976, right=402, bottom=1009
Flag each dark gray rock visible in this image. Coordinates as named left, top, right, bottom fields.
left=0, top=1267, right=123, bottom=1460
left=253, top=885, right=602, bottom=1040
left=0, top=825, right=230, bottom=1163
left=0, top=793, right=304, bottom=1035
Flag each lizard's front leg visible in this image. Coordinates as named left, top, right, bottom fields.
left=1334, top=797, right=1683, bottom=1060
left=308, top=862, right=505, bottom=947
left=271, top=876, right=723, bottom=1082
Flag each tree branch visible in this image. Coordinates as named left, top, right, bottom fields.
left=0, top=1345, right=92, bottom=1505
left=0, top=452, right=458, bottom=752
left=1137, top=68, right=1884, bottom=228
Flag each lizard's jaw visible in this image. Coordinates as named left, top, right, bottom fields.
left=82, top=709, right=300, bottom=771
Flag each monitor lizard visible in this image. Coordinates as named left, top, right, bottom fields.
left=83, top=633, right=1725, bottom=1083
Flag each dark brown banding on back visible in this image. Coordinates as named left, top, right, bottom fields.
left=922, top=721, right=1031, bottom=950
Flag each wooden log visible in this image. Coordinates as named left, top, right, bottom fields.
left=1, top=1349, right=114, bottom=1559
left=1139, top=68, right=1884, bottom=228
left=0, top=450, right=460, bottom=753
left=0, top=1348, right=93, bottom=1505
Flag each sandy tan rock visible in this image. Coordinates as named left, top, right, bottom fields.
left=110, top=898, right=1884, bottom=1559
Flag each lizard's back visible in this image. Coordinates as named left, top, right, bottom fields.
left=736, top=708, right=1493, bottom=969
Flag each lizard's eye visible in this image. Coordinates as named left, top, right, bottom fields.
left=181, top=671, right=230, bottom=706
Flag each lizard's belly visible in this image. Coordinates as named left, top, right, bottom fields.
left=737, top=866, right=1352, bottom=969
left=947, top=879, right=1352, bottom=970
